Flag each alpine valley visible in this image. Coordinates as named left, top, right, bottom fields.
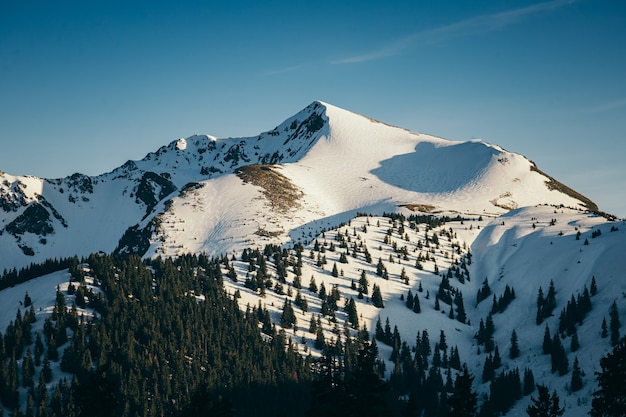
left=0, top=101, right=624, bottom=417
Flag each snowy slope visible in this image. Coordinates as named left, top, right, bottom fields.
left=215, top=206, right=624, bottom=416
left=0, top=208, right=621, bottom=416
left=1, top=101, right=601, bottom=273
left=0, top=124, right=623, bottom=417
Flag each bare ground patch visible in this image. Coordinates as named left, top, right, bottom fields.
left=400, top=203, right=437, bottom=213
left=235, top=164, right=303, bottom=213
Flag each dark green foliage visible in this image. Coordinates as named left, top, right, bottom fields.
left=550, top=333, right=568, bottom=376
left=455, top=292, right=466, bottom=323
left=570, top=328, right=580, bottom=352
left=372, top=284, right=384, bottom=308
left=601, top=316, right=609, bottom=338
left=345, top=297, right=359, bottom=329
left=481, top=368, right=522, bottom=415
left=2, top=253, right=310, bottom=417
left=477, top=277, right=491, bottom=304
left=523, top=368, right=535, bottom=396
left=0, top=257, right=74, bottom=292
left=280, top=298, right=297, bottom=329
left=591, top=337, right=626, bottom=417
left=536, top=281, right=557, bottom=325
left=510, top=330, right=520, bottom=359
left=448, top=365, right=477, bottom=417
left=590, top=275, right=598, bottom=296
left=543, top=325, right=552, bottom=354
left=526, top=385, right=564, bottom=417
left=571, top=357, right=583, bottom=392
left=609, top=301, right=621, bottom=346
left=491, top=285, right=515, bottom=314
left=412, top=293, right=421, bottom=313
left=476, top=314, right=495, bottom=352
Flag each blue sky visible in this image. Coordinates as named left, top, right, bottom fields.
left=1, top=0, right=625, bottom=217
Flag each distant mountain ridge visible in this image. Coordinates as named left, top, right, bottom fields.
left=0, top=101, right=598, bottom=271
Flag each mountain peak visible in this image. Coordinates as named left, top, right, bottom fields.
left=0, top=101, right=601, bottom=271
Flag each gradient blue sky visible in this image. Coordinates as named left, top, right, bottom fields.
left=1, top=0, right=625, bottom=217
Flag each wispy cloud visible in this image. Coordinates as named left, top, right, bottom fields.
left=584, top=98, right=626, bottom=114
left=332, top=0, right=575, bottom=64
left=264, top=64, right=307, bottom=76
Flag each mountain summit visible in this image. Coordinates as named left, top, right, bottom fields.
left=0, top=101, right=597, bottom=270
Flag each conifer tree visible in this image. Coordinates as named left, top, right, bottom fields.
left=590, top=275, right=598, bottom=296
left=609, top=301, right=621, bottom=346
left=591, top=337, right=626, bottom=417
left=601, top=316, right=609, bottom=338
left=526, top=385, right=564, bottom=417
left=406, top=290, right=414, bottom=310
left=523, top=368, right=535, bottom=396
left=455, top=292, right=467, bottom=324
left=571, top=357, right=583, bottom=392
left=412, top=294, right=421, bottom=314
left=570, top=328, right=580, bottom=352
left=448, top=365, right=477, bottom=417
left=371, top=284, right=384, bottom=308
left=542, top=325, right=552, bottom=354
left=510, top=330, right=520, bottom=359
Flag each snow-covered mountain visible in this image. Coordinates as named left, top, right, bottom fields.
left=0, top=101, right=624, bottom=416
left=0, top=101, right=600, bottom=272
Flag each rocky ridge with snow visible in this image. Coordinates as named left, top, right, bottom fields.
left=0, top=101, right=600, bottom=272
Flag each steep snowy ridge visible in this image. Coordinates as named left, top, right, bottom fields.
left=0, top=101, right=600, bottom=272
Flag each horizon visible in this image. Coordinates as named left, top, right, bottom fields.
left=1, top=0, right=625, bottom=217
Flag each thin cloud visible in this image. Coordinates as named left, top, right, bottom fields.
left=264, top=64, right=306, bottom=76
left=585, top=98, right=626, bottom=114
left=333, top=0, right=575, bottom=64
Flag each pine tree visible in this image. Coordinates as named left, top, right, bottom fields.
left=280, top=299, right=297, bottom=329
left=551, top=334, right=568, bottom=376
left=571, top=357, right=583, bottom=392
left=542, top=325, right=552, bottom=354
left=523, top=368, right=535, bottom=396
left=375, top=317, right=384, bottom=342
left=406, top=290, right=414, bottom=310
left=482, top=354, right=494, bottom=383
left=439, top=330, right=448, bottom=351
left=412, top=294, right=421, bottom=313
left=510, top=330, right=520, bottom=359
left=345, top=298, right=359, bottom=329
left=372, top=284, right=384, bottom=308
left=609, top=301, right=621, bottom=346
left=591, top=337, right=626, bottom=417
left=570, top=328, right=580, bottom=352
left=526, top=385, right=564, bottom=417
left=492, top=345, right=502, bottom=369
left=590, top=275, right=598, bottom=296
left=22, top=349, right=35, bottom=389
left=345, top=340, right=389, bottom=417
left=448, top=365, right=477, bottom=417
left=601, top=316, right=609, bottom=338
left=455, top=292, right=467, bottom=324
